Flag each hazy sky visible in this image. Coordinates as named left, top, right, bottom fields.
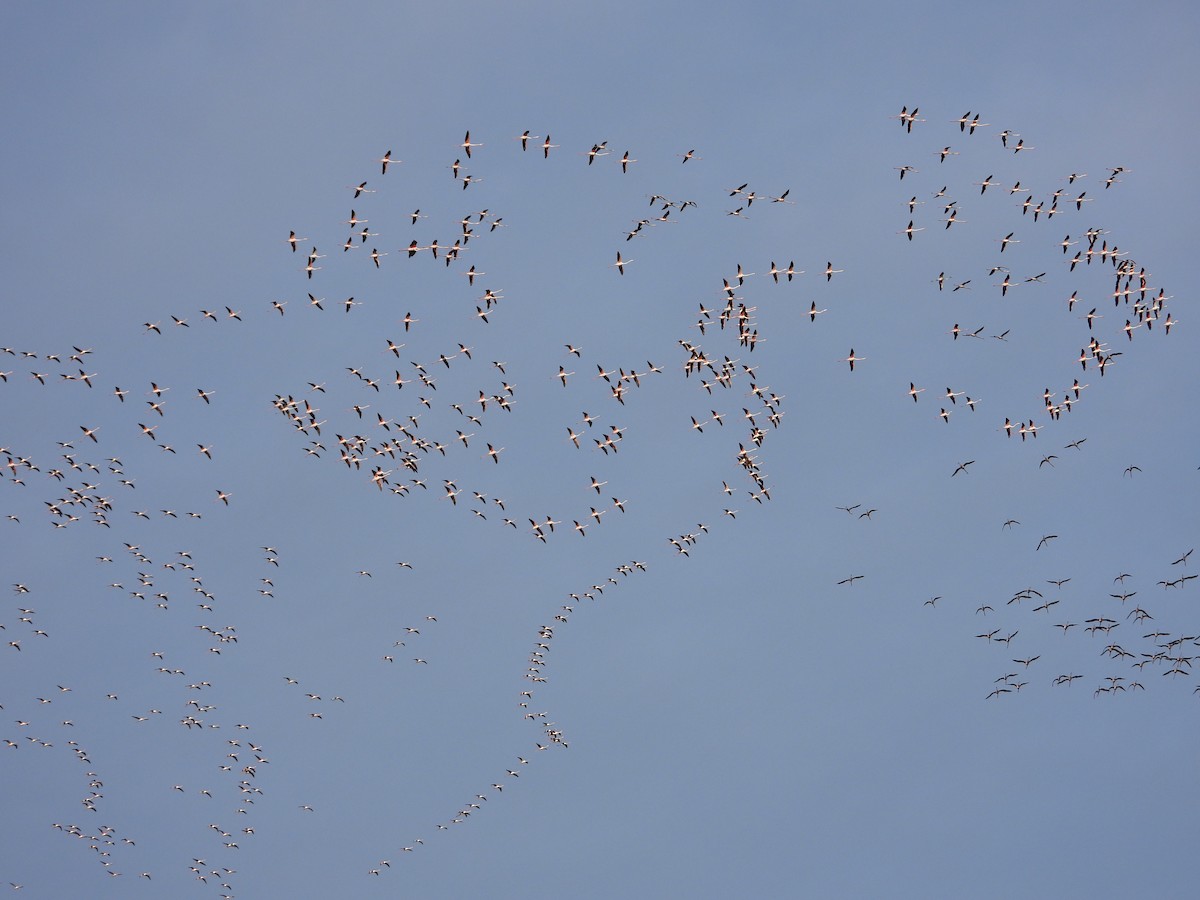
left=2, top=3, right=1198, bottom=898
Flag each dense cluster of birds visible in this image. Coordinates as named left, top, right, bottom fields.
left=881, top=107, right=1192, bottom=701
left=2, top=110, right=1193, bottom=891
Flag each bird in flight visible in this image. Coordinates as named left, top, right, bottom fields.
left=461, top=130, right=484, bottom=158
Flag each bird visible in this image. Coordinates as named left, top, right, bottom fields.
left=461, top=130, right=484, bottom=157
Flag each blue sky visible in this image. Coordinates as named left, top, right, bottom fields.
left=2, top=2, right=1198, bottom=897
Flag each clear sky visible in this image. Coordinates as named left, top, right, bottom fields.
left=2, top=2, right=1198, bottom=897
